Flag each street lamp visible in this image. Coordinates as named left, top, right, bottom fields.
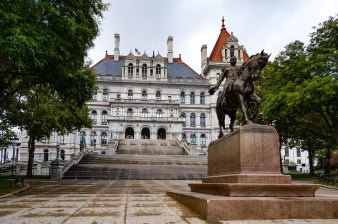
left=11, top=137, right=17, bottom=176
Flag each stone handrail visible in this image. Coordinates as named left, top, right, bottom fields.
left=62, top=150, right=85, bottom=174
left=175, top=137, right=191, bottom=155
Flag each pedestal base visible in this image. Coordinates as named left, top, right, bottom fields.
left=189, top=183, right=319, bottom=197
left=167, top=191, right=338, bottom=221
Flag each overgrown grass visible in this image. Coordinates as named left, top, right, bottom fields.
left=0, top=180, right=23, bottom=196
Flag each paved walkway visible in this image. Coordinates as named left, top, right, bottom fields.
left=0, top=179, right=337, bottom=224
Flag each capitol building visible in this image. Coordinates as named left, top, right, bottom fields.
left=17, top=19, right=249, bottom=162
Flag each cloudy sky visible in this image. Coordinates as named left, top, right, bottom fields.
left=87, top=0, right=338, bottom=73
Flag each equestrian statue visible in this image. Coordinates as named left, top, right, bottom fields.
left=208, top=50, right=270, bottom=138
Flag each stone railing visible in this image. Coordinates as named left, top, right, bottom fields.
left=175, top=137, right=192, bottom=155
left=59, top=150, right=86, bottom=177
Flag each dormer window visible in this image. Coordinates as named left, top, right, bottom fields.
left=142, top=64, right=147, bottom=79
left=128, top=63, right=133, bottom=78
left=156, top=64, right=161, bottom=79
left=230, top=45, right=235, bottom=57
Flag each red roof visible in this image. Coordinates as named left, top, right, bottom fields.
left=210, top=18, right=249, bottom=62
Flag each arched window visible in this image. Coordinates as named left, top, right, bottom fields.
left=156, top=109, right=163, bottom=118
left=80, top=131, right=86, bottom=146
left=156, top=91, right=161, bottom=101
left=91, top=110, right=97, bottom=124
left=200, top=134, right=206, bottom=146
left=128, top=90, right=133, bottom=99
left=180, top=112, right=186, bottom=127
left=200, top=113, right=206, bottom=127
left=190, top=113, right=196, bottom=126
left=61, top=149, right=65, bottom=160
left=180, top=92, right=185, bottom=103
left=190, top=133, right=196, bottom=144
left=230, top=45, right=235, bottom=57
left=102, top=110, right=108, bottom=124
left=127, top=108, right=133, bottom=118
left=142, top=90, right=147, bottom=100
left=142, top=108, right=148, bottom=117
left=43, top=149, right=49, bottom=161
left=200, top=92, right=205, bottom=104
left=90, top=131, right=97, bottom=146
left=128, top=63, right=133, bottom=77
left=101, top=132, right=107, bottom=145
left=190, top=92, right=195, bottom=104
left=103, top=88, right=108, bottom=101
left=156, top=64, right=161, bottom=79
left=142, top=64, right=147, bottom=79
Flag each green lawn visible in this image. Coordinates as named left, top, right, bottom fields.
left=0, top=179, right=24, bottom=196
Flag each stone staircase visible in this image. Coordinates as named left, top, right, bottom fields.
left=63, top=139, right=207, bottom=180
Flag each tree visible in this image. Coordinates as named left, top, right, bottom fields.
left=8, top=85, right=92, bottom=177
left=0, top=0, right=106, bottom=148
left=258, top=15, right=338, bottom=174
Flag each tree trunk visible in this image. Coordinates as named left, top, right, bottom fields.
left=26, top=137, right=35, bottom=178
left=308, top=146, right=314, bottom=176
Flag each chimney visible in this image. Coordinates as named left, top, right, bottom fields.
left=114, top=33, right=120, bottom=61
left=201, top=44, right=207, bottom=68
left=167, top=36, right=173, bottom=63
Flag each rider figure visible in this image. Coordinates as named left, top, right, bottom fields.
left=208, top=56, right=239, bottom=104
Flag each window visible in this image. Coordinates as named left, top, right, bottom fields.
left=90, top=131, right=97, bottom=146
left=127, top=108, right=133, bottom=118
left=91, top=110, right=97, bottom=124
left=156, top=109, right=163, bottom=118
left=200, top=92, right=205, bottom=104
left=128, top=90, right=133, bottom=99
left=116, top=94, right=121, bottom=101
left=182, top=133, right=186, bottom=141
left=216, top=73, right=220, bottom=80
left=116, top=107, right=120, bottom=116
left=190, top=92, right=195, bottom=104
left=190, top=133, right=196, bottom=144
left=168, top=96, right=172, bottom=102
left=92, top=91, right=97, bottom=101
left=284, top=148, right=289, bottom=157
left=142, top=64, right=147, bottom=79
left=43, top=149, right=49, bottom=161
left=180, top=92, right=185, bottom=103
left=102, top=110, right=108, bottom=124
left=150, top=69, right=153, bottom=76
left=156, top=91, right=161, bottom=101
left=181, top=112, right=186, bottom=127
left=297, top=159, right=301, bottom=164
left=297, top=147, right=301, bottom=157
left=200, top=134, right=206, bottom=146
left=156, top=64, right=161, bottom=79
left=80, top=131, right=86, bottom=145
left=61, top=149, right=65, bottom=160
left=200, top=113, right=206, bottom=127
left=128, top=63, right=133, bottom=77
left=238, top=49, right=241, bottom=59
left=230, top=45, right=235, bottom=57
left=142, top=90, right=147, bottom=100
left=101, top=132, right=107, bottom=145
left=142, top=108, right=148, bottom=117
left=103, top=88, right=108, bottom=101
left=190, top=113, right=196, bottom=126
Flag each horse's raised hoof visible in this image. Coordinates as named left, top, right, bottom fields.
left=218, top=132, right=224, bottom=139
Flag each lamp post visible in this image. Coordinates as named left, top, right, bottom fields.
left=11, top=137, right=16, bottom=176
left=80, top=132, right=85, bottom=151
left=55, top=144, right=60, bottom=162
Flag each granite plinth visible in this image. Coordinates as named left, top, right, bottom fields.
left=188, top=183, right=320, bottom=197
left=202, top=173, right=291, bottom=184
left=167, top=124, right=338, bottom=221
left=167, top=191, right=338, bottom=221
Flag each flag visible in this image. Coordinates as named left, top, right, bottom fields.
left=135, top=48, right=141, bottom=55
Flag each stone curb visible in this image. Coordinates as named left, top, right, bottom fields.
left=319, top=184, right=338, bottom=190
left=0, top=184, right=30, bottom=199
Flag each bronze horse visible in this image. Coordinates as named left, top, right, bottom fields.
left=211, top=50, right=270, bottom=138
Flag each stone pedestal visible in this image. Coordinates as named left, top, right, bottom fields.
left=167, top=124, right=338, bottom=221
left=50, top=160, right=64, bottom=180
